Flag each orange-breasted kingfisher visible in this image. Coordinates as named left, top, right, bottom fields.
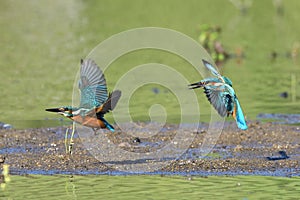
left=46, top=59, right=121, bottom=153
left=188, top=59, right=247, bottom=130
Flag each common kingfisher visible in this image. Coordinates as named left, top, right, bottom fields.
left=188, top=59, right=248, bottom=130
left=46, top=59, right=121, bottom=153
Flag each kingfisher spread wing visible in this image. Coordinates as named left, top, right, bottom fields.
left=79, top=59, right=108, bottom=109
left=46, top=59, right=121, bottom=132
left=46, top=58, right=121, bottom=154
left=188, top=59, right=247, bottom=130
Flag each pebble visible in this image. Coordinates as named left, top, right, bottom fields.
left=132, top=137, right=141, bottom=144
left=118, top=142, right=131, bottom=148
left=0, top=122, right=13, bottom=129
left=234, top=145, right=243, bottom=152
left=0, top=156, right=5, bottom=163
left=0, top=122, right=299, bottom=176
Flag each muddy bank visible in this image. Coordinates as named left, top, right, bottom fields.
left=0, top=122, right=299, bottom=176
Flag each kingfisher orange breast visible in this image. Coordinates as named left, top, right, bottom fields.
left=71, top=115, right=106, bottom=128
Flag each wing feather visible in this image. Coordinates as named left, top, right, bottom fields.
left=97, top=90, right=122, bottom=114
left=203, top=86, right=228, bottom=117
left=202, top=59, right=225, bottom=83
left=200, top=59, right=247, bottom=130
left=79, top=59, right=106, bottom=87
left=78, top=59, right=108, bottom=108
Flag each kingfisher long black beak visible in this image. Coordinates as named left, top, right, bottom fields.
left=188, top=82, right=203, bottom=89
left=45, top=107, right=67, bottom=113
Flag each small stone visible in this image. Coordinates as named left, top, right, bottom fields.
left=0, top=156, right=5, bottom=163
left=234, top=145, right=243, bottom=152
left=1, top=123, right=13, bottom=129
left=50, top=143, right=57, bottom=147
left=118, top=142, right=131, bottom=148
left=132, top=137, right=141, bottom=144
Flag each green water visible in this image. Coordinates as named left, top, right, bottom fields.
left=1, top=0, right=300, bottom=127
left=0, top=175, right=299, bottom=200
left=1, top=0, right=300, bottom=198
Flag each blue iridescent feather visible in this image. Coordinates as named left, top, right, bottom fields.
left=234, top=98, right=248, bottom=130
left=189, top=59, right=248, bottom=130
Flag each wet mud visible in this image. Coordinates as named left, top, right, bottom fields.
left=0, top=122, right=299, bottom=176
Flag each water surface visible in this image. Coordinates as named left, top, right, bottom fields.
left=0, top=0, right=299, bottom=127
left=1, top=175, right=300, bottom=200
left=1, top=1, right=300, bottom=199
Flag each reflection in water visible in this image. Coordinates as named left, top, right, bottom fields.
left=1, top=175, right=300, bottom=199
left=65, top=175, right=77, bottom=200
left=0, top=164, right=11, bottom=191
